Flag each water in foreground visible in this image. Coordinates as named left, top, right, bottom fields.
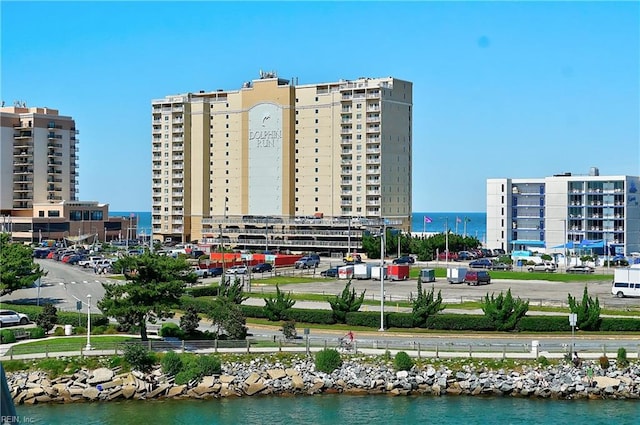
left=17, top=395, right=638, bottom=425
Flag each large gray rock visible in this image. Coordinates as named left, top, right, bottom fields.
left=87, top=368, right=114, bottom=384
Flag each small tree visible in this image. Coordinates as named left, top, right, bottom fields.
left=481, top=288, right=529, bottom=331
left=0, top=233, right=46, bottom=296
left=264, top=285, right=296, bottom=321
left=568, top=286, right=601, bottom=331
left=328, top=280, right=366, bottom=323
left=219, top=276, right=248, bottom=305
left=35, top=303, right=58, bottom=334
left=123, top=343, right=156, bottom=373
left=411, top=278, right=445, bottom=327
left=207, top=299, right=247, bottom=340
left=179, top=306, right=201, bottom=336
left=281, top=320, right=297, bottom=340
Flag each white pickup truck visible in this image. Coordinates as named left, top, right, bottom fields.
left=78, top=256, right=104, bottom=268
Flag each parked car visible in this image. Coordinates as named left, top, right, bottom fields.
left=79, top=256, right=104, bottom=268
left=527, top=262, right=557, bottom=273
left=464, top=270, right=491, bottom=286
left=227, top=265, right=248, bottom=275
left=469, top=258, right=492, bottom=269
left=457, top=251, right=477, bottom=261
left=295, top=256, right=320, bottom=269
left=438, top=251, right=458, bottom=261
left=0, top=310, right=30, bottom=327
left=393, top=256, right=415, bottom=265
left=490, top=262, right=513, bottom=271
left=208, top=267, right=224, bottom=277
left=343, top=254, right=362, bottom=264
left=192, top=267, right=208, bottom=278
left=252, top=263, right=273, bottom=273
left=33, top=248, right=52, bottom=259
left=566, top=265, right=595, bottom=274
left=320, top=267, right=339, bottom=278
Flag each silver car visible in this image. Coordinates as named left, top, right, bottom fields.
left=0, top=310, right=30, bottom=327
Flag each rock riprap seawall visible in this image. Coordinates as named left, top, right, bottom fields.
left=6, top=357, right=640, bottom=404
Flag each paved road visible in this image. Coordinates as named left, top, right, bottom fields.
left=2, top=259, right=639, bottom=356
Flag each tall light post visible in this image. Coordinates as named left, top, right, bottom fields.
left=85, top=294, right=92, bottom=351
left=219, top=224, right=225, bottom=281
left=379, top=219, right=386, bottom=332
left=265, top=216, right=269, bottom=253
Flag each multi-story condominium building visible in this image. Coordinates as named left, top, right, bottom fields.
left=0, top=105, right=79, bottom=210
left=151, top=73, right=412, bottom=252
left=487, top=168, right=640, bottom=256
left=1, top=105, right=131, bottom=244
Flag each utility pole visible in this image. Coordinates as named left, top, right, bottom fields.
left=379, top=219, right=386, bottom=332
left=219, top=224, right=225, bottom=279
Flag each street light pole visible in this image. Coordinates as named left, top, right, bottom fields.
left=85, top=294, right=92, bottom=351
left=379, top=220, right=386, bottom=332
left=219, top=224, right=225, bottom=280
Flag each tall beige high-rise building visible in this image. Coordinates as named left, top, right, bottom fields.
left=151, top=73, right=412, bottom=250
left=0, top=106, right=79, bottom=211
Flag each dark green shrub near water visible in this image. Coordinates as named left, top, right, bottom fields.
left=123, top=343, right=156, bottom=373
left=161, top=351, right=183, bottom=376
left=315, top=349, right=342, bottom=373
left=394, top=351, right=414, bottom=371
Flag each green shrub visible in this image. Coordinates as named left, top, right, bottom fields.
left=382, top=350, right=392, bottom=361
left=387, top=313, right=414, bottom=329
left=315, top=348, right=342, bottom=373
left=394, top=351, right=414, bottom=371
left=185, top=285, right=220, bottom=298
left=240, top=304, right=269, bottom=319
left=1, top=329, right=16, bottom=344
left=58, top=312, right=109, bottom=327
left=345, top=311, right=383, bottom=328
left=516, top=316, right=572, bottom=332
left=160, top=322, right=185, bottom=339
left=92, top=325, right=107, bottom=335
left=74, top=326, right=86, bottom=335
left=537, top=356, right=550, bottom=366
left=285, top=308, right=336, bottom=325
left=123, top=343, right=156, bottom=372
left=53, top=327, right=65, bottom=336
left=425, top=314, right=494, bottom=331
left=173, top=354, right=221, bottom=385
left=104, top=325, right=120, bottom=334
left=599, top=318, right=640, bottom=332
left=599, top=355, right=610, bottom=369
left=161, top=351, right=183, bottom=376
left=617, top=347, right=629, bottom=367
left=29, top=327, right=46, bottom=339
left=196, top=355, right=221, bottom=376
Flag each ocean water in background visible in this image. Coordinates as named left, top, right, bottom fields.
left=109, top=211, right=152, bottom=237
left=16, top=395, right=638, bottom=425
left=412, top=212, right=487, bottom=241
left=109, top=211, right=486, bottom=241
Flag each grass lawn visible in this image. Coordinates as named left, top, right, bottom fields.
left=9, top=335, right=137, bottom=355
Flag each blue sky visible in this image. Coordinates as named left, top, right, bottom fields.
left=2, top=1, right=638, bottom=213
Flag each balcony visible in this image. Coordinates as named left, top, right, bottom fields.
left=172, top=127, right=183, bottom=134
left=341, top=128, right=353, bottom=134
left=47, top=122, right=62, bottom=129
left=14, top=131, right=32, bottom=139
left=47, top=133, right=62, bottom=140
left=366, top=126, right=380, bottom=133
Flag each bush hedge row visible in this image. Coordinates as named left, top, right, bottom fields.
left=237, top=304, right=638, bottom=333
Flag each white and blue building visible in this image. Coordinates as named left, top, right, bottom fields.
left=486, top=168, right=640, bottom=257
